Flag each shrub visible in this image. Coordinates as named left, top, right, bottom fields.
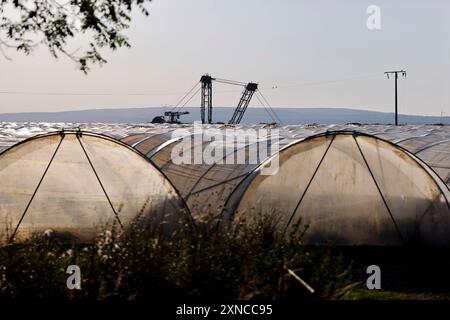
left=0, top=215, right=352, bottom=300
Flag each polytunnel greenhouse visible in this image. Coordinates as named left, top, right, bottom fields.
left=0, top=123, right=449, bottom=246
left=226, top=132, right=450, bottom=246
left=119, top=124, right=450, bottom=246
left=0, top=130, right=189, bottom=243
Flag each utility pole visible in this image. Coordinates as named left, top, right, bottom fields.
left=385, top=70, right=406, bottom=125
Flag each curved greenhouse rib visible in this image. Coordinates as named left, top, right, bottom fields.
left=146, top=136, right=185, bottom=158
left=189, top=172, right=252, bottom=196
left=413, top=139, right=450, bottom=154
left=185, top=138, right=277, bottom=200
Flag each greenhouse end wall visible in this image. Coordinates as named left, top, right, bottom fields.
left=228, top=132, right=450, bottom=246
left=0, top=131, right=190, bottom=244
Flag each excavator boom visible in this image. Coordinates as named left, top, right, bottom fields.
left=200, top=74, right=258, bottom=124
left=228, top=82, right=258, bottom=124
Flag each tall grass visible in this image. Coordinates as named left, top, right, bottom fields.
left=0, top=215, right=352, bottom=300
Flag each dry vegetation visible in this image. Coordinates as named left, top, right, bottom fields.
left=0, top=215, right=353, bottom=300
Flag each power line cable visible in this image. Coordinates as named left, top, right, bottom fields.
left=261, top=74, right=382, bottom=91
left=0, top=90, right=198, bottom=97
left=0, top=73, right=383, bottom=97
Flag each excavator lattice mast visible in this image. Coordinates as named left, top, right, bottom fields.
left=199, top=74, right=259, bottom=124
left=228, top=82, right=258, bottom=124
left=200, top=75, right=213, bottom=124
left=155, top=74, right=264, bottom=125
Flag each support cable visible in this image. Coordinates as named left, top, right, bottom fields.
left=8, top=132, right=65, bottom=243
left=255, top=92, right=277, bottom=124
left=283, top=135, right=335, bottom=233
left=353, top=134, right=404, bottom=242
left=177, top=86, right=202, bottom=112
left=170, top=81, right=200, bottom=112
left=189, top=173, right=251, bottom=196
left=214, top=78, right=247, bottom=86
left=185, top=141, right=264, bottom=200
left=257, top=90, right=283, bottom=125
left=76, top=133, right=124, bottom=229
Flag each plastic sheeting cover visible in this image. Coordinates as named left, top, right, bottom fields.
left=230, top=133, right=450, bottom=246
left=0, top=131, right=189, bottom=243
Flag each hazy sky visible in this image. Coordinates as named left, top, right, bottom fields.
left=0, top=0, right=449, bottom=116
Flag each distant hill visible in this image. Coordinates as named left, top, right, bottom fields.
left=0, top=107, right=448, bottom=125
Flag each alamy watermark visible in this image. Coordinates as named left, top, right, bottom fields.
left=66, top=265, right=81, bottom=290
left=170, top=122, right=280, bottom=175
left=367, top=5, right=381, bottom=30
left=366, top=265, right=381, bottom=290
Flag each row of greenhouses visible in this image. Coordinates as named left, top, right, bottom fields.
left=0, top=124, right=449, bottom=246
